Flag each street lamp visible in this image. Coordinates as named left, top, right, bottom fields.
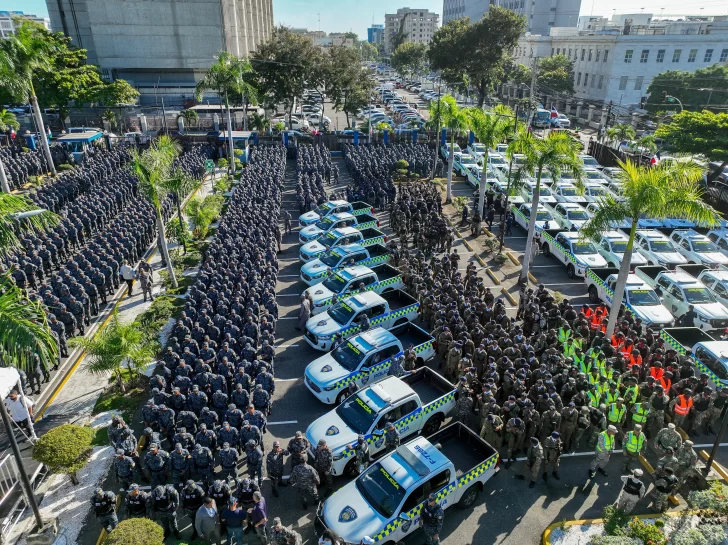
left=9, top=209, right=48, bottom=221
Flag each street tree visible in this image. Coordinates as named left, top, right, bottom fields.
left=427, top=96, right=447, bottom=180
left=606, top=123, right=636, bottom=146
left=466, top=104, right=514, bottom=234
left=130, top=135, right=181, bottom=288
left=537, top=55, right=575, bottom=95
left=581, top=160, right=718, bottom=336
left=0, top=110, right=19, bottom=191
left=360, top=42, right=378, bottom=61
left=427, top=18, right=470, bottom=95
left=441, top=95, right=468, bottom=203
left=391, top=13, right=411, bottom=53
left=646, top=64, right=728, bottom=113
left=0, top=19, right=58, bottom=175
left=508, top=129, right=584, bottom=285
left=390, top=42, right=428, bottom=80
left=178, top=109, right=199, bottom=131
left=162, top=168, right=197, bottom=254
left=93, top=79, right=139, bottom=107
left=656, top=110, right=728, bottom=182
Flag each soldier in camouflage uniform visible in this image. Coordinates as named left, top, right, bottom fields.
left=354, top=434, right=370, bottom=474
left=516, top=437, right=543, bottom=488
left=91, top=488, right=118, bottom=532
left=653, top=423, right=683, bottom=457
left=542, top=431, right=562, bottom=481
left=652, top=467, right=678, bottom=513
left=314, top=439, right=334, bottom=495
left=480, top=413, right=503, bottom=448
left=560, top=402, right=579, bottom=452
left=287, top=431, right=310, bottom=467
left=504, top=417, right=525, bottom=468
left=647, top=386, right=669, bottom=438
left=656, top=447, right=680, bottom=477
left=455, top=388, right=474, bottom=425
left=676, top=439, right=699, bottom=487
left=266, top=441, right=288, bottom=498
left=289, top=452, right=320, bottom=509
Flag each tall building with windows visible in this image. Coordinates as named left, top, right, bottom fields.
left=512, top=15, right=728, bottom=108
left=46, top=0, right=273, bottom=101
left=368, top=24, right=384, bottom=44
left=0, top=11, right=51, bottom=38
left=384, top=8, right=439, bottom=54
left=442, top=0, right=581, bottom=35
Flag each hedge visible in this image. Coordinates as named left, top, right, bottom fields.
left=103, top=519, right=164, bottom=545
left=32, top=424, right=94, bottom=474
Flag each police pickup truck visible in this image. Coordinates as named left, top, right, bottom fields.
left=303, top=264, right=406, bottom=315
left=512, top=203, right=555, bottom=235
left=306, top=369, right=457, bottom=477
left=584, top=268, right=673, bottom=328
left=300, top=244, right=392, bottom=286
left=540, top=230, right=607, bottom=279
left=304, top=324, right=435, bottom=404
left=315, top=423, right=499, bottom=545
left=299, top=212, right=380, bottom=245
left=300, top=227, right=387, bottom=262
left=660, top=327, right=728, bottom=386
left=304, top=291, right=420, bottom=351
left=299, top=200, right=374, bottom=227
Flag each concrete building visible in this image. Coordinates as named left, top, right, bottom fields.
left=368, top=24, right=384, bottom=44
left=45, top=0, right=273, bottom=103
left=442, top=0, right=581, bottom=35
left=0, top=11, right=51, bottom=38
left=512, top=15, right=728, bottom=109
left=384, top=8, right=439, bottom=54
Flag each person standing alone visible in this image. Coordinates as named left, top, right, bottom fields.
left=120, top=260, right=137, bottom=297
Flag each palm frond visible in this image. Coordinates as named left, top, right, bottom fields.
left=580, top=197, right=631, bottom=241
left=0, top=193, right=59, bottom=257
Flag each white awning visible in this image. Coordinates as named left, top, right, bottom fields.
left=0, top=367, right=20, bottom=399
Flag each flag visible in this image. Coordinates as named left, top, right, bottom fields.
left=551, top=107, right=559, bottom=118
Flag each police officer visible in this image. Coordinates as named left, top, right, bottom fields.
left=313, top=439, right=334, bottom=496
left=181, top=479, right=206, bottom=541
left=419, top=493, right=444, bottom=545
left=245, top=439, right=264, bottom=485
left=114, top=449, right=135, bottom=490
left=145, top=443, right=170, bottom=487
left=125, top=484, right=150, bottom=519
left=287, top=431, right=310, bottom=467
left=289, top=452, right=320, bottom=509
left=219, top=441, right=239, bottom=481
left=151, top=484, right=181, bottom=539
left=266, top=441, right=288, bottom=498
left=516, top=437, right=543, bottom=488
left=192, top=443, right=215, bottom=487
left=91, top=488, right=118, bottom=533
left=170, top=443, right=192, bottom=487
left=354, top=434, right=370, bottom=474
left=652, top=467, right=678, bottom=513
left=383, top=422, right=400, bottom=453
left=616, top=469, right=646, bottom=514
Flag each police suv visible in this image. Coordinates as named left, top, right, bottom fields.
left=300, top=244, right=392, bottom=286
left=299, top=200, right=374, bottom=227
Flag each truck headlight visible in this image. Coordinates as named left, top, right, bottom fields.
left=318, top=334, right=331, bottom=341
left=323, top=384, right=337, bottom=391
left=333, top=453, right=345, bottom=461
left=698, top=314, right=710, bottom=322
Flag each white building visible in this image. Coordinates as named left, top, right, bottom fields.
left=384, top=8, right=440, bottom=54
left=513, top=15, right=728, bottom=109
left=442, top=0, right=581, bottom=36
left=0, top=11, right=51, bottom=38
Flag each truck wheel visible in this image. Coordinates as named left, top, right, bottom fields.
left=423, top=415, right=444, bottom=436
left=588, top=285, right=599, bottom=303
left=336, top=390, right=349, bottom=405
left=393, top=318, right=408, bottom=327
left=567, top=264, right=576, bottom=279
left=542, top=243, right=551, bottom=256
left=344, top=459, right=359, bottom=478
left=457, top=485, right=479, bottom=508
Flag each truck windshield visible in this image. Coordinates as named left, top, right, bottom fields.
left=536, top=211, right=553, bottom=221
left=685, top=288, right=717, bottom=304
left=567, top=210, right=589, bottom=220
left=331, top=341, right=367, bottom=372
left=627, top=289, right=661, bottom=306
left=320, top=253, right=344, bottom=267
left=328, top=301, right=358, bottom=326
left=560, top=187, right=578, bottom=196
left=322, top=274, right=348, bottom=293
left=572, top=242, right=597, bottom=255
left=315, top=204, right=332, bottom=216
left=588, top=186, right=607, bottom=197
left=610, top=241, right=628, bottom=253
left=649, top=240, right=675, bottom=252
left=336, top=394, right=378, bottom=434
left=460, top=156, right=476, bottom=165
left=355, top=463, right=407, bottom=518
left=693, top=240, right=719, bottom=252
left=314, top=217, right=335, bottom=230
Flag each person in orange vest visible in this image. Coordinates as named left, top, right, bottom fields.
left=657, top=372, right=672, bottom=396
left=627, top=349, right=642, bottom=371
left=590, top=311, right=603, bottom=331
left=611, top=332, right=625, bottom=351
left=620, top=339, right=634, bottom=358
left=650, top=363, right=665, bottom=381
left=581, top=304, right=593, bottom=319
left=669, top=388, right=694, bottom=430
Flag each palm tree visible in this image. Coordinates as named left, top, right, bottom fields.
left=102, top=109, right=117, bottom=131
left=195, top=52, right=257, bottom=176
left=179, top=109, right=199, bottom=131
left=0, top=109, right=20, bottom=193
left=250, top=112, right=271, bottom=134
left=508, top=129, right=585, bottom=285
left=162, top=168, right=196, bottom=254
left=0, top=193, right=59, bottom=372
left=441, top=96, right=468, bottom=204
left=606, top=123, right=636, bottom=146
left=0, top=19, right=57, bottom=176
left=427, top=94, right=446, bottom=181
left=130, top=135, right=180, bottom=288
left=581, top=160, right=718, bottom=336
left=466, top=104, right=514, bottom=235
left=69, top=311, right=154, bottom=393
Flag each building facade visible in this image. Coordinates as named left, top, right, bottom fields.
left=368, top=24, right=384, bottom=44
left=384, top=8, right=439, bottom=54
left=442, top=0, right=581, bottom=35
left=45, top=0, right=273, bottom=101
left=0, top=11, right=51, bottom=38
left=513, top=16, right=728, bottom=109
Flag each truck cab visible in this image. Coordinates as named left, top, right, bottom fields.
left=661, top=328, right=728, bottom=386
left=670, top=230, right=728, bottom=268
left=453, top=153, right=477, bottom=177
left=299, top=212, right=379, bottom=245
left=512, top=203, right=555, bottom=234
left=596, top=231, right=648, bottom=268
left=466, top=143, right=487, bottom=164
left=633, top=230, right=688, bottom=268
left=548, top=202, right=592, bottom=231
left=697, top=268, right=728, bottom=309
left=553, top=183, right=583, bottom=203
left=651, top=271, right=728, bottom=330
left=520, top=180, right=557, bottom=204
left=299, top=200, right=374, bottom=227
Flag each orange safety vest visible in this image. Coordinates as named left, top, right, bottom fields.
left=658, top=377, right=672, bottom=392
left=620, top=344, right=632, bottom=357
left=627, top=354, right=642, bottom=369
left=590, top=314, right=601, bottom=330
left=650, top=367, right=664, bottom=380
left=584, top=307, right=593, bottom=318
left=674, top=395, right=693, bottom=415
left=611, top=335, right=622, bottom=348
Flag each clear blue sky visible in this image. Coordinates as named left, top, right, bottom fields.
left=5, top=0, right=726, bottom=37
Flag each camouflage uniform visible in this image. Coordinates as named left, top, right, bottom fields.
left=289, top=458, right=320, bottom=508
left=520, top=440, right=543, bottom=486
left=542, top=435, right=562, bottom=479
left=480, top=414, right=503, bottom=448
left=313, top=442, right=334, bottom=491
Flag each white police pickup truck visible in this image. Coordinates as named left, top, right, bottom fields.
left=300, top=227, right=387, bottom=262
left=660, top=327, right=728, bottom=387
left=303, top=264, right=405, bottom=315
left=299, top=212, right=380, bottom=245
left=540, top=230, right=608, bottom=279
left=304, top=324, right=435, bottom=404
left=584, top=267, right=673, bottom=328
left=315, top=423, right=499, bottom=545
left=512, top=203, right=555, bottom=235
left=304, top=291, right=420, bottom=351
left=299, top=200, right=374, bottom=227
left=300, top=244, right=392, bottom=286
left=306, top=369, right=457, bottom=477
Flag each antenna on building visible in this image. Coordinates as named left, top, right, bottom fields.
left=318, top=12, right=321, bottom=31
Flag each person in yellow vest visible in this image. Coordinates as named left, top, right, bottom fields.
left=604, top=383, right=620, bottom=406
left=587, top=384, right=601, bottom=408
left=596, top=376, right=610, bottom=400
left=587, top=368, right=601, bottom=386
left=621, top=424, right=646, bottom=473
left=563, top=338, right=577, bottom=358
left=572, top=333, right=584, bottom=351
left=558, top=325, right=571, bottom=345
left=608, top=398, right=628, bottom=440
left=630, top=401, right=649, bottom=434
left=573, top=348, right=587, bottom=373
left=593, top=352, right=607, bottom=376
left=589, top=425, right=617, bottom=479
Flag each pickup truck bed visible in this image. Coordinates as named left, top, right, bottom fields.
left=662, top=327, right=719, bottom=348
left=381, top=290, right=418, bottom=311
left=372, top=263, right=401, bottom=283
left=352, top=201, right=373, bottom=212
left=635, top=265, right=667, bottom=284
left=677, top=264, right=709, bottom=279
left=391, top=323, right=431, bottom=351
left=403, top=367, right=455, bottom=406
left=589, top=267, right=620, bottom=282
left=359, top=227, right=386, bottom=243
left=428, top=423, right=498, bottom=478
left=367, top=244, right=390, bottom=259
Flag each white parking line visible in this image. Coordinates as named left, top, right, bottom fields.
left=277, top=293, right=301, bottom=297
left=543, top=283, right=583, bottom=287
left=279, top=274, right=300, bottom=278
left=267, top=420, right=298, bottom=425
left=531, top=265, right=566, bottom=268
left=274, top=378, right=300, bottom=382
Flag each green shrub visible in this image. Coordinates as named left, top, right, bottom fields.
left=103, top=518, right=165, bottom=545
left=671, top=528, right=708, bottom=545
left=21, top=146, right=29, bottom=153
left=32, top=424, right=94, bottom=474
left=394, top=159, right=409, bottom=171
left=166, top=217, right=191, bottom=247
left=57, top=164, right=75, bottom=171
left=623, top=518, right=666, bottom=545
left=234, top=158, right=242, bottom=169
left=698, top=524, right=727, bottom=545
left=233, top=148, right=243, bottom=157
left=688, top=483, right=728, bottom=516
left=213, top=175, right=232, bottom=194
left=591, top=537, right=641, bottom=545
left=602, top=506, right=630, bottom=536
left=452, top=196, right=467, bottom=214
left=217, top=158, right=228, bottom=168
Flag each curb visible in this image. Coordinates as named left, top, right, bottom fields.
left=505, top=251, right=520, bottom=266
left=462, top=239, right=474, bottom=252
left=542, top=512, right=672, bottom=545
left=486, top=268, right=501, bottom=285
left=475, top=255, right=486, bottom=267
left=528, top=272, right=538, bottom=284
left=501, top=288, right=517, bottom=305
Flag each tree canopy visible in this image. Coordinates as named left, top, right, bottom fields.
left=360, top=42, right=378, bottom=61
left=645, top=64, right=728, bottom=113
left=390, top=42, right=428, bottom=79
left=537, top=55, right=575, bottom=95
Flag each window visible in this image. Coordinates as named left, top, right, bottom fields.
left=695, top=346, right=728, bottom=380
left=588, top=49, right=593, bottom=61
left=401, top=483, right=427, bottom=513
left=656, top=49, right=665, bottom=63
left=619, top=76, right=628, bottom=90
left=704, top=49, right=713, bottom=62
left=672, top=49, right=682, bottom=62
left=427, top=469, right=452, bottom=495
left=556, top=48, right=560, bottom=55
left=721, top=49, right=728, bottom=62
left=598, top=75, right=604, bottom=89
left=581, top=48, right=586, bottom=60
left=568, top=47, right=572, bottom=58
left=551, top=48, right=554, bottom=56
left=576, top=72, right=582, bottom=86
left=635, top=76, right=644, bottom=90
left=595, top=49, right=601, bottom=62
left=688, top=49, right=697, bottom=62
left=603, top=50, right=609, bottom=62
left=584, top=73, right=589, bottom=87
left=640, top=50, right=649, bottom=63
left=624, top=50, right=633, bottom=63
left=591, top=75, right=596, bottom=88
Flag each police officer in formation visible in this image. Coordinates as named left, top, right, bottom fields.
left=91, top=488, right=118, bottom=533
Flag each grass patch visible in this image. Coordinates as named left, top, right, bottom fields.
left=93, top=385, right=147, bottom=421
left=91, top=426, right=109, bottom=447
left=135, top=294, right=186, bottom=344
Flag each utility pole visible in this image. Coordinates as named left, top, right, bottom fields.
left=526, top=56, right=539, bottom=129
